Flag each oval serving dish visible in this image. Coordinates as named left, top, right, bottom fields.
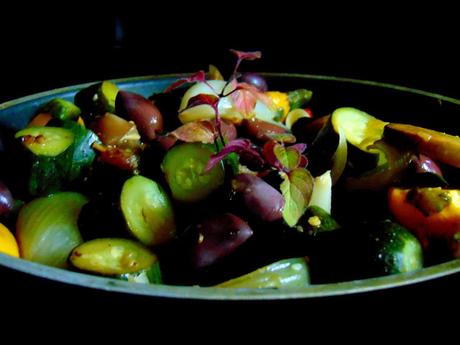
left=1, top=73, right=459, bottom=300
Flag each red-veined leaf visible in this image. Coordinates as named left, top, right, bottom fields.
left=164, top=71, right=207, bottom=93
left=232, top=82, right=275, bottom=108
left=280, top=168, right=314, bottom=227
left=182, top=94, right=220, bottom=114
left=170, top=121, right=216, bottom=144
left=274, top=145, right=301, bottom=171
left=262, top=141, right=308, bottom=171
left=230, top=49, right=262, bottom=61
left=166, top=120, right=236, bottom=145
left=231, top=88, right=257, bottom=117
left=205, top=138, right=263, bottom=173
left=230, top=49, right=262, bottom=76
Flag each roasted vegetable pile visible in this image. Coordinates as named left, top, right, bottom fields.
left=1, top=50, right=459, bottom=289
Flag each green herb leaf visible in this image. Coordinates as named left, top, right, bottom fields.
left=274, top=145, right=301, bottom=171
left=280, top=168, right=314, bottom=227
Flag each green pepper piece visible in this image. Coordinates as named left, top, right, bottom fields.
left=70, top=238, right=158, bottom=276
left=39, top=98, right=81, bottom=120
left=216, top=258, right=310, bottom=288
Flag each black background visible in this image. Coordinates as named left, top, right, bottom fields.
left=2, top=8, right=460, bottom=102
left=1, top=6, right=459, bottom=328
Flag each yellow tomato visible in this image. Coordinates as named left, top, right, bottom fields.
left=388, top=187, right=460, bottom=247
left=0, top=223, right=19, bottom=257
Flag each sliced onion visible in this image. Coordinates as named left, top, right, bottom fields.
left=285, top=108, right=311, bottom=130
left=330, top=127, right=348, bottom=184
left=16, top=192, right=87, bottom=268
left=308, top=170, right=332, bottom=214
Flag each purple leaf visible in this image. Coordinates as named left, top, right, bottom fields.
left=298, top=155, right=309, bottom=168
left=230, top=49, right=262, bottom=76
left=182, top=94, right=220, bottom=114
left=164, top=71, right=207, bottom=93
left=262, top=140, right=284, bottom=171
left=205, top=138, right=264, bottom=173
left=290, top=143, right=307, bottom=154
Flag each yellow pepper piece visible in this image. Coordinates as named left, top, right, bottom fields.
left=388, top=187, right=460, bottom=247
left=0, top=223, right=19, bottom=258
left=266, top=91, right=290, bottom=122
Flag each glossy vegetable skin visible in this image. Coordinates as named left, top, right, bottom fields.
left=0, top=223, right=19, bottom=257
left=70, top=238, right=159, bottom=277
left=116, top=90, right=163, bottom=140
left=27, top=121, right=98, bottom=196
left=120, top=175, right=176, bottom=246
left=74, top=81, right=119, bottom=116
left=216, top=257, right=309, bottom=288
left=161, top=143, right=225, bottom=203
left=232, top=173, right=284, bottom=222
left=363, top=220, right=423, bottom=275
left=5, top=66, right=460, bottom=291
left=15, top=127, right=74, bottom=157
left=388, top=187, right=460, bottom=246
left=39, top=98, right=81, bottom=121
left=0, top=181, right=14, bottom=216
left=386, top=123, right=460, bottom=168
left=189, top=213, right=253, bottom=269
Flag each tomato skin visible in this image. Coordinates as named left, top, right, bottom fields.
left=161, top=143, right=224, bottom=203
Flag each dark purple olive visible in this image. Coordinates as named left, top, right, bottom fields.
left=191, top=213, right=253, bottom=269
left=232, top=173, right=284, bottom=222
left=116, top=90, right=163, bottom=141
left=240, top=73, right=268, bottom=92
left=0, top=181, right=14, bottom=216
left=243, top=118, right=287, bottom=143
left=414, top=154, right=443, bottom=175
